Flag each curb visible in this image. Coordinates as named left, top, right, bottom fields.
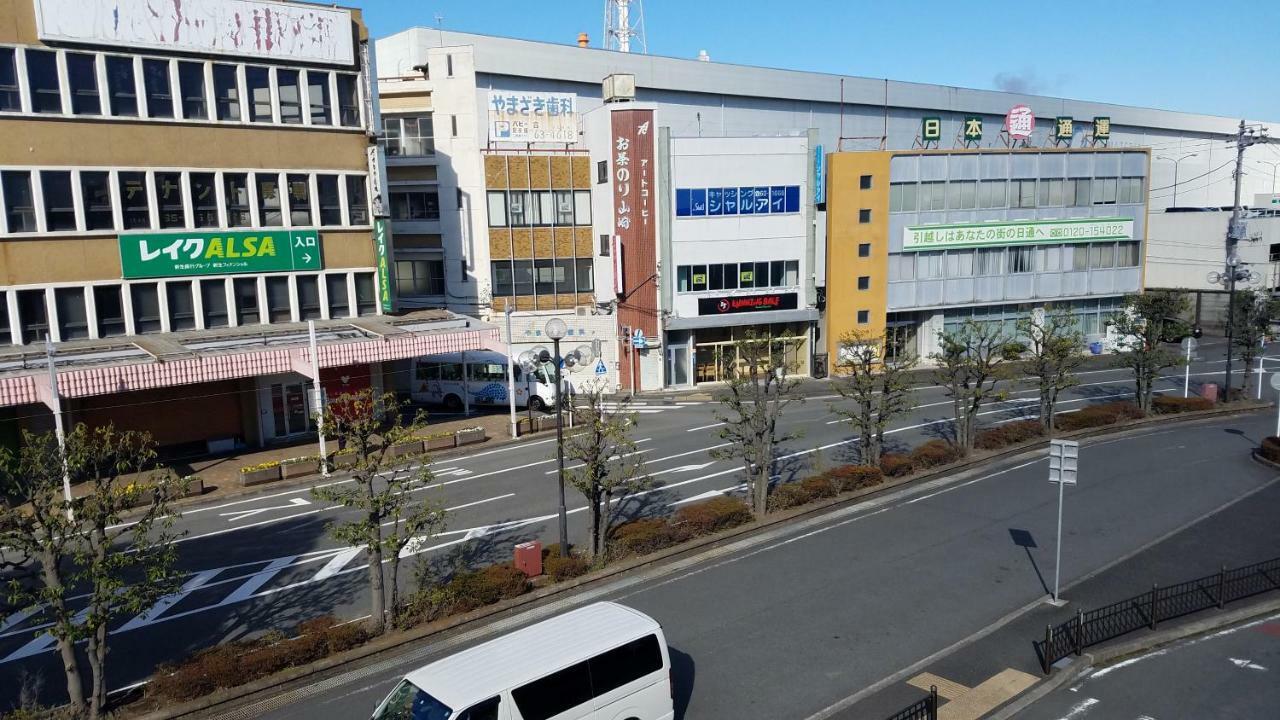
left=128, top=403, right=1268, bottom=719
left=986, top=595, right=1280, bottom=720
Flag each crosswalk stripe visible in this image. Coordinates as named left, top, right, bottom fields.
left=0, top=604, right=41, bottom=635
left=218, top=556, right=296, bottom=606
left=2, top=604, right=91, bottom=663
left=310, top=547, right=363, bottom=583
left=118, top=569, right=221, bottom=632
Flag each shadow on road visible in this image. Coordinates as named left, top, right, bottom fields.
left=669, top=645, right=696, bottom=720
left=1009, top=528, right=1049, bottom=596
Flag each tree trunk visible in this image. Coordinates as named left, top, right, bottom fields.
left=87, top=615, right=108, bottom=719
left=590, top=481, right=603, bottom=559
left=368, top=542, right=386, bottom=635
left=387, top=554, right=401, bottom=628
left=42, top=551, right=86, bottom=717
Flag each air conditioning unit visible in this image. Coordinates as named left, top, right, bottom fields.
left=602, top=73, right=636, bottom=103
left=575, top=306, right=592, bottom=316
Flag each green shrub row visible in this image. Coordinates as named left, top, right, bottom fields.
left=609, top=495, right=756, bottom=557
left=1152, top=395, right=1214, bottom=414
left=975, top=419, right=1046, bottom=450
left=1054, top=401, right=1144, bottom=431
left=399, top=563, right=531, bottom=628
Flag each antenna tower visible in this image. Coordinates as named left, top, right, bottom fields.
left=604, top=0, right=647, bottom=53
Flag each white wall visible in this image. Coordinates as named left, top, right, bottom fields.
left=1146, top=212, right=1280, bottom=291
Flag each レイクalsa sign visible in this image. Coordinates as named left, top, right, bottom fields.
left=119, top=229, right=323, bottom=279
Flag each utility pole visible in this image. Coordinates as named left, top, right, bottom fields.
left=1222, top=121, right=1272, bottom=400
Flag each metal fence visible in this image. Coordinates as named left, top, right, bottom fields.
left=883, top=686, right=938, bottom=720
left=1037, top=556, right=1280, bottom=673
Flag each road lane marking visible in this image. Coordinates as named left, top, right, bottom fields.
left=218, top=556, right=297, bottom=606
left=2, top=604, right=92, bottom=663
left=218, top=497, right=310, bottom=523
left=686, top=422, right=725, bottom=432
left=310, top=548, right=363, bottom=583
left=0, top=604, right=41, bottom=635
left=118, top=568, right=222, bottom=632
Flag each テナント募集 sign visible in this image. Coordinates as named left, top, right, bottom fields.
left=119, top=230, right=323, bottom=279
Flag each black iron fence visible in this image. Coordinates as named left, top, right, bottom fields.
left=1037, top=556, right=1280, bottom=673
left=882, top=685, right=937, bottom=720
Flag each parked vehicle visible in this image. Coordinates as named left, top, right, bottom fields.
left=411, top=350, right=557, bottom=412
left=371, top=602, right=674, bottom=720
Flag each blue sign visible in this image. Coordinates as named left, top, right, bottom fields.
left=595, top=359, right=608, bottom=376
left=675, top=185, right=801, bottom=218
left=632, top=328, right=647, bottom=349
left=814, top=145, right=825, bottom=205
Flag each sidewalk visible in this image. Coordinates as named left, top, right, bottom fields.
left=834, top=470, right=1280, bottom=720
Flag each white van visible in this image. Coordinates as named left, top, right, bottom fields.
left=410, top=350, right=558, bottom=413
left=371, top=602, right=674, bottom=720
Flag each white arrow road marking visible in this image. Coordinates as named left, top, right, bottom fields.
left=1056, top=697, right=1099, bottom=719
left=118, top=569, right=222, bottom=632
left=435, top=468, right=473, bottom=477
left=652, top=461, right=716, bottom=477
left=669, top=489, right=724, bottom=507
left=310, top=547, right=363, bottom=583
left=218, top=556, right=297, bottom=606
left=218, top=497, right=310, bottom=523
left=1229, top=657, right=1267, bottom=671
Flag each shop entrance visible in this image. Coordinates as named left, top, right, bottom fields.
left=691, top=323, right=810, bottom=384
left=257, top=375, right=315, bottom=443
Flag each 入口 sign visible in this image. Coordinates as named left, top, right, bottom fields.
left=903, top=218, right=1134, bottom=251
left=120, top=230, right=323, bottom=279
left=488, top=91, right=578, bottom=143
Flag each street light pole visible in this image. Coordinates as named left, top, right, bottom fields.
left=545, top=318, right=570, bottom=558
left=1156, top=152, right=1199, bottom=208
left=504, top=305, right=517, bottom=440
left=45, top=336, right=74, bottom=520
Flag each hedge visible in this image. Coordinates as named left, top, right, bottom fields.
left=400, top=563, right=531, bottom=627
left=1260, top=436, right=1280, bottom=464
left=910, top=439, right=961, bottom=469
left=1055, top=401, right=1144, bottom=431
left=975, top=420, right=1045, bottom=450
left=880, top=453, right=915, bottom=478
left=766, top=483, right=813, bottom=512
left=609, top=518, right=681, bottom=556
left=1152, top=395, right=1214, bottom=414
left=541, top=547, right=591, bottom=581
left=823, top=464, right=884, bottom=492
left=673, top=496, right=752, bottom=535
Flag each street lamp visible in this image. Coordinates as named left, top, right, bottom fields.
left=545, top=317, right=570, bottom=558
left=1156, top=152, right=1198, bottom=208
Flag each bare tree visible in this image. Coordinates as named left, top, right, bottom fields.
left=711, top=332, right=805, bottom=516
left=0, top=424, right=183, bottom=719
left=312, top=390, right=447, bottom=635
left=830, top=330, right=916, bottom=466
left=930, top=320, right=1012, bottom=455
left=1230, top=289, right=1280, bottom=395
left=1018, top=307, right=1087, bottom=433
left=1110, top=291, right=1191, bottom=412
left=564, top=386, right=648, bottom=559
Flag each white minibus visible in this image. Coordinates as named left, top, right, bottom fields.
left=411, top=350, right=558, bottom=412
left=371, top=602, right=674, bottom=720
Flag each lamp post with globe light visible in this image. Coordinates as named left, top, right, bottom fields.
left=545, top=317, right=570, bottom=556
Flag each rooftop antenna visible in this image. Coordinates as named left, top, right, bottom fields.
left=604, top=0, right=647, bottom=53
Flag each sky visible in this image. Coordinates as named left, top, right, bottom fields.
left=355, top=0, right=1280, bottom=122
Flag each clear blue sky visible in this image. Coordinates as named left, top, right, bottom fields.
left=356, top=0, right=1279, bottom=122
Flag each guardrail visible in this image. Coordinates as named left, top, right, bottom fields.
left=883, top=685, right=937, bottom=720
left=1037, top=556, right=1280, bottom=673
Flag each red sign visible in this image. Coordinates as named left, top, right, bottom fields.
left=611, top=108, right=657, bottom=337
left=1007, top=104, right=1035, bottom=140
left=698, top=293, right=799, bottom=315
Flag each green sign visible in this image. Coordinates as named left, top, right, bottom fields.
left=1054, top=116, right=1074, bottom=140
left=1093, top=116, right=1111, bottom=140
left=120, top=230, right=322, bottom=279
left=921, top=116, right=942, bottom=141
left=374, top=218, right=393, bottom=313
left=903, top=218, right=1134, bottom=251
left=963, top=115, right=983, bottom=141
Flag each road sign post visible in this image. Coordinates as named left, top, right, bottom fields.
left=1270, top=374, right=1280, bottom=437
left=1181, top=337, right=1196, bottom=398
left=1048, top=439, right=1078, bottom=606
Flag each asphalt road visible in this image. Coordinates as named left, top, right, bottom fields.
left=231, top=410, right=1278, bottom=720
left=0, top=339, right=1269, bottom=708
left=1020, top=610, right=1280, bottom=720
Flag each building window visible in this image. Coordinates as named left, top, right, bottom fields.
left=0, top=48, right=19, bottom=112
left=391, top=189, right=440, bottom=221
left=976, top=247, right=1005, bottom=275
left=857, top=310, right=870, bottom=324
left=396, top=259, right=446, bottom=295
left=597, top=160, right=608, bottom=184
left=38, top=171, right=75, bottom=231
left=166, top=281, right=195, bottom=330
left=224, top=173, right=251, bottom=227
left=336, top=74, right=360, bottom=127
left=576, top=259, right=594, bottom=292
left=511, top=260, right=534, bottom=296
left=354, top=273, right=377, bottom=315
left=857, top=276, right=870, bottom=290
left=533, top=259, right=557, bottom=295
left=381, top=115, right=434, bottom=156
left=1071, top=179, right=1091, bottom=207
left=106, top=56, right=137, bottom=117
left=1118, top=242, right=1140, bottom=267
left=490, top=261, right=514, bottom=297
left=446, top=54, right=454, bottom=76
left=54, top=288, right=88, bottom=340
left=451, top=115, right=458, bottom=137
left=346, top=176, right=369, bottom=225
left=979, top=180, right=1006, bottom=209
left=25, top=49, right=61, bottom=114
left=297, top=275, right=322, bottom=319
left=257, top=174, right=283, bottom=226
left=326, top=274, right=350, bottom=317
left=860, top=174, right=873, bottom=190
left=190, top=172, right=218, bottom=227
left=287, top=174, right=312, bottom=226
left=17, top=289, right=48, bottom=344
left=574, top=191, right=592, bottom=224
left=3, top=171, right=36, bottom=233
left=212, top=63, right=240, bottom=121
left=1009, top=246, right=1034, bottom=273
left=178, top=61, right=207, bottom=120
left=233, top=277, right=260, bottom=325
left=245, top=66, right=271, bottom=122
left=142, top=58, right=174, bottom=118
left=1092, top=177, right=1118, bottom=205
left=156, top=172, right=185, bottom=228
left=130, top=283, right=161, bottom=333
left=118, top=172, right=151, bottom=230
left=918, top=181, right=946, bottom=211
left=200, top=279, right=228, bottom=328
left=265, top=276, right=291, bottom=322
left=599, top=234, right=610, bottom=256
left=317, top=175, right=342, bottom=226
left=67, top=53, right=101, bottom=115
left=554, top=190, right=575, bottom=225
left=94, top=285, right=125, bottom=337
left=1013, top=179, right=1036, bottom=208
left=306, top=70, right=331, bottom=125
left=486, top=191, right=507, bottom=227
left=1119, top=177, right=1144, bottom=204
left=80, top=171, right=113, bottom=230
left=858, top=243, right=871, bottom=258
left=858, top=208, right=872, bottom=224
left=276, top=69, right=303, bottom=124
left=1037, top=178, right=1065, bottom=207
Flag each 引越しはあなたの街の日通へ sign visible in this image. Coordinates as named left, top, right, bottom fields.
left=902, top=218, right=1133, bottom=251
left=118, top=230, right=323, bottom=278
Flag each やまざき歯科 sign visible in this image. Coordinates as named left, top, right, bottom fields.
left=119, top=230, right=323, bottom=279
left=902, top=218, right=1134, bottom=251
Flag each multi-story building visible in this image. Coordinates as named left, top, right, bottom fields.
left=0, top=0, right=496, bottom=453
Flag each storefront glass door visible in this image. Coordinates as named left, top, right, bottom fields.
left=667, top=345, right=691, bottom=386
left=265, top=381, right=313, bottom=441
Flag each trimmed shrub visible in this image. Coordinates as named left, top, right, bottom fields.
left=800, top=475, right=839, bottom=500
left=1260, top=436, right=1280, bottom=464
left=824, top=464, right=884, bottom=492
left=1152, top=395, right=1214, bottom=414
left=880, top=453, right=915, bottom=478
left=766, top=483, right=813, bottom=512
left=673, top=496, right=753, bottom=536
left=609, top=518, right=679, bottom=556
left=400, top=562, right=532, bottom=627
left=910, top=439, right=961, bottom=469
left=975, top=420, right=1046, bottom=450
left=1056, top=401, right=1144, bottom=431
left=542, top=552, right=591, bottom=581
